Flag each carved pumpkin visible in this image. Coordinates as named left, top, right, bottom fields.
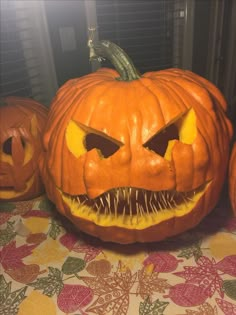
left=229, top=143, right=236, bottom=215
left=0, top=96, right=48, bottom=201
left=40, top=41, right=233, bottom=243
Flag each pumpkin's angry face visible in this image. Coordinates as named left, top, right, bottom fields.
left=61, top=108, right=210, bottom=225
left=0, top=97, right=48, bottom=201
left=40, top=68, right=232, bottom=243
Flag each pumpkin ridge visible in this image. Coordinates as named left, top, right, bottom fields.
left=86, top=80, right=121, bottom=130
left=137, top=78, right=166, bottom=128
left=139, top=77, right=189, bottom=128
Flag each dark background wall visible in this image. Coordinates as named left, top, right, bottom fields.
left=191, top=0, right=211, bottom=77
left=43, top=0, right=235, bottom=119
left=44, top=0, right=90, bottom=87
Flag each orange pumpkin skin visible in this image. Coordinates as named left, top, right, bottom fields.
left=0, top=96, right=48, bottom=201
left=40, top=66, right=232, bottom=243
left=229, top=143, right=236, bottom=215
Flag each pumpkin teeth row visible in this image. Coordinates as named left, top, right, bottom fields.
left=68, top=187, right=200, bottom=218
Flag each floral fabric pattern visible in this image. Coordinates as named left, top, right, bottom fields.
left=0, top=195, right=236, bottom=315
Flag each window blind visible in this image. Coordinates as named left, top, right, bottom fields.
left=0, top=0, right=58, bottom=106
left=95, top=0, right=187, bottom=73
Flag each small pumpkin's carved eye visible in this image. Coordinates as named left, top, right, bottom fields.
left=2, top=137, right=26, bottom=155
left=3, top=137, right=13, bottom=155
left=85, top=133, right=120, bottom=158
left=144, top=124, right=179, bottom=157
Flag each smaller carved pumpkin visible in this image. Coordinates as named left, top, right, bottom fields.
left=0, top=96, right=48, bottom=201
left=229, top=142, right=236, bottom=215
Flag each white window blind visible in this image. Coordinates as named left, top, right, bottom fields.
left=0, top=0, right=58, bottom=106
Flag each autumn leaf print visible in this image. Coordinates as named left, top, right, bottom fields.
left=57, top=284, right=93, bottom=314
left=0, top=221, right=16, bottom=247
left=139, top=296, right=169, bottom=315
left=61, top=256, right=86, bottom=275
left=0, top=240, right=37, bottom=270
left=81, top=275, right=116, bottom=296
left=85, top=289, right=129, bottom=315
left=0, top=274, right=27, bottom=315
left=72, top=243, right=103, bottom=262
left=59, top=232, right=78, bottom=250
left=86, top=259, right=112, bottom=276
left=0, top=202, right=15, bottom=212
left=5, top=264, right=44, bottom=284
left=83, top=263, right=137, bottom=315
left=164, top=283, right=208, bottom=307
left=18, top=290, right=57, bottom=315
left=29, top=266, right=64, bottom=297
left=178, top=302, right=218, bottom=315
left=137, top=267, right=171, bottom=300
left=177, top=240, right=203, bottom=261
left=174, top=256, right=224, bottom=297
left=222, top=280, right=236, bottom=300
left=143, top=252, right=183, bottom=272
left=216, top=298, right=236, bottom=315
left=215, top=255, right=236, bottom=276
left=48, top=219, right=61, bottom=239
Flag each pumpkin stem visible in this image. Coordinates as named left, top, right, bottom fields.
left=88, top=39, right=141, bottom=81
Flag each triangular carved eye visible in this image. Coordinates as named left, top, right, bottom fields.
left=143, top=109, right=197, bottom=159
left=66, top=120, right=123, bottom=159
left=143, top=124, right=179, bottom=157
left=85, top=133, right=120, bottom=158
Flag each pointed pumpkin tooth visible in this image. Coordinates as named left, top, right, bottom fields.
left=144, top=192, right=149, bottom=210
left=157, top=200, right=163, bottom=211
left=100, top=196, right=105, bottom=207
left=105, top=193, right=111, bottom=208
left=129, top=201, right=132, bottom=218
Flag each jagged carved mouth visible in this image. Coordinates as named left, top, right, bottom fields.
left=0, top=186, right=15, bottom=190
left=0, top=176, right=35, bottom=199
left=62, top=183, right=209, bottom=220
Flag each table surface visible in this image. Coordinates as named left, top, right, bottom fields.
left=0, top=194, right=236, bottom=315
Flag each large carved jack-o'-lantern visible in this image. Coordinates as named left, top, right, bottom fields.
left=40, top=41, right=233, bottom=243
left=0, top=96, right=48, bottom=201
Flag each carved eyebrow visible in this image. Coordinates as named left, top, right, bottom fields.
left=143, top=124, right=179, bottom=156
left=75, top=120, right=124, bottom=147
left=143, top=108, right=189, bottom=143
left=143, top=109, right=191, bottom=156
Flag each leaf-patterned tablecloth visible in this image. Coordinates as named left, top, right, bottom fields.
left=0, top=195, right=236, bottom=315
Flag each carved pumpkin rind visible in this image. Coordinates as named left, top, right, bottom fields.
left=40, top=39, right=233, bottom=243
left=0, top=96, right=48, bottom=201
left=229, top=143, right=236, bottom=215
left=41, top=69, right=232, bottom=243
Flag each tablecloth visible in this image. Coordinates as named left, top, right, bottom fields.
left=0, top=193, right=236, bottom=315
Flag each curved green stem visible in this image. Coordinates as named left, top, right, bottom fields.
left=89, top=40, right=141, bottom=81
